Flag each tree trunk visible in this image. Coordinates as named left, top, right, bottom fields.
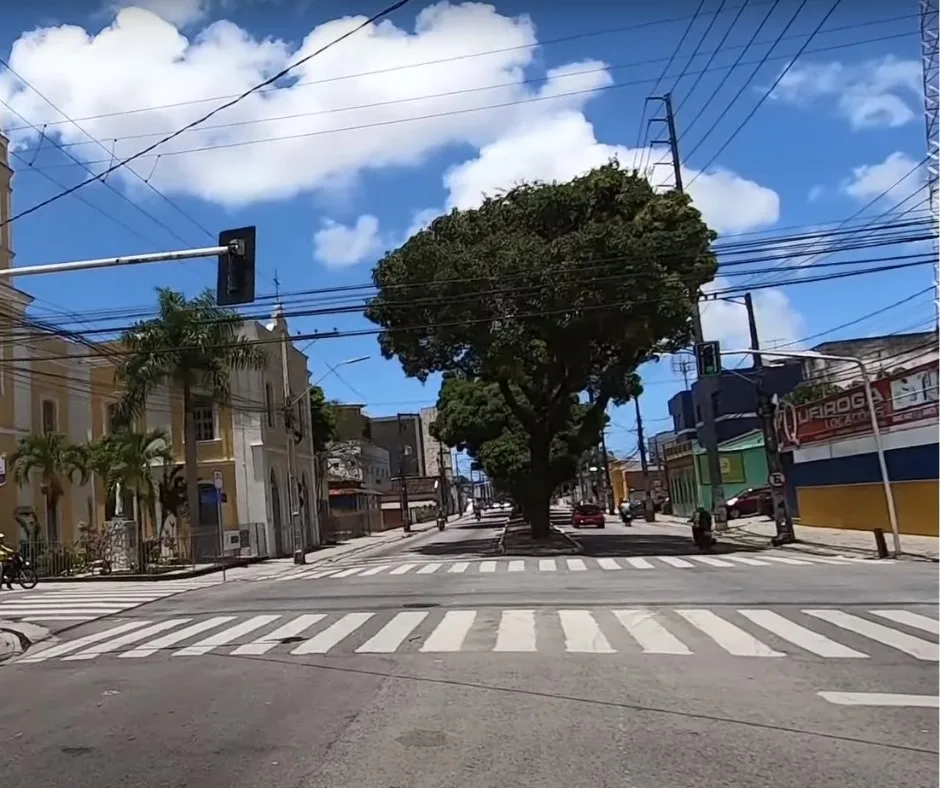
left=182, top=381, right=201, bottom=560
left=134, top=490, right=146, bottom=573
left=527, top=434, right=552, bottom=539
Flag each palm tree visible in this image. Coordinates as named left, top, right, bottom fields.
left=62, top=438, right=113, bottom=528
left=115, top=288, right=266, bottom=546
left=9, top=432, right=72, bottom=543
left=105, top=427, right=174, bottom=571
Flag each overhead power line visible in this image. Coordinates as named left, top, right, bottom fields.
left=0, top=0, right=414, bottom=229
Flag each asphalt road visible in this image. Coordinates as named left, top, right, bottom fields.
left=3, top=509, right=937, bottom=788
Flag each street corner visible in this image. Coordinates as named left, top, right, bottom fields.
left=0, top=620, right=52, bottom=663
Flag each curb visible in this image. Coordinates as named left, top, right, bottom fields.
left=0, top=620, right=51, bottom=664
left=316, top=521, right=441, bottom=565
left=38, top=555, right=268, bottom=583
left=555, top=526, right=584, bottom=554
left=496, top=521, right=584, bottom=556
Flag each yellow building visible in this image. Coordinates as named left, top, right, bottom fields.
left=0, top=133, right=324, bottom=559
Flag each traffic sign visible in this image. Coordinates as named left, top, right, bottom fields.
left=213, top=470, right=224, bottom=490
left=768, top=471, right=786, bottom=488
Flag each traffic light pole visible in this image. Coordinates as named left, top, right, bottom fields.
left=0, top=244, right=230, bottom=279
left=653, top=92, right=727, bottom=528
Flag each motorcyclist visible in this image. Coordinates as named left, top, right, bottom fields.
left=473, top=501, right=481, bottom=521
left=0, top=534, right=15, bottom=590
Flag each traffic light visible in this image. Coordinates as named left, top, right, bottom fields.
left=217, top=226, right=256, bottom=306
left=695, top=340, right=722, bottom=377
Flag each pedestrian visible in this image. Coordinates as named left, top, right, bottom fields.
left=0, top=534, right=15, bottom=590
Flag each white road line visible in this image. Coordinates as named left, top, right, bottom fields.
left=358, top=565, right=390, bottom=577
left=389, top=564, right=416, bottom=575
left=420, top=611, right=476, bottom=652
left=331, top=567, right=367, bottom=578
left=449, top=562, right=470, bottom=574
left=597, top=558, right=621, bottom=570
left=18, top=620, right=153, bottom=663
left=507, top=560, right=525, bottom=573
left=869, top=610, right=940, bottom=636
left=174, top=615, right=281, bottom=657
left=722, top=555, right=770, bottom=567
left=558, top=610, right=614, bottom=653
left=818, top=691, right=940, bottom=708
left=613, top=609, right=691, bottom=655
left=291, top=612, right=374, bottom=654
left=65, top=619, right=192, bottom=661
left=538, top=559, right=557, bottom=572
left=119, top=617, right=237, bottom=659
left=689, top=556, right=735, bottom=568
left=479, top=561, right=497, bottom=573
left=739, top=610, right=868, bottom=658
left=677, top=609, right=784, bottom=657
left=417, top=563, right=442, bottom=575
left=494, top=609, right=536, bottom=652
left=356, top=611, right=428, bottom=653
left=658, top=556, right=694, bottom=568
left=759, top=555, right=814, bottom=565
left=23, top=616, right=98, bottom=622
left=625, top=557, right=653, bottom=569
left=566, top=559, right=587, bottom=572
left=804, top=610, right=939, bottom=662
left=232, top=615, right=326, bottom=656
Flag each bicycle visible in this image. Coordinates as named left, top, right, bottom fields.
left=2, top=552, right=39, bottom=590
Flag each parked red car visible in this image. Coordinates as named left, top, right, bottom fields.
left=726, top=488, right=774, bottom=519
left=572, top=503, right=606, bottom=529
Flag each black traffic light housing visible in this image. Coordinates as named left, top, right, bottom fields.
left=695, top=340, right=722, bottom=377
left=217, top=226, right=256, bottom=306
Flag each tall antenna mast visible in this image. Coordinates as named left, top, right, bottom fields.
left=921, top=0, right=939, bottom=323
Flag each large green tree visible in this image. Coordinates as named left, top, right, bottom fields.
left=115, top=288, right=266, bottom=538
left=366, top=163, right=716, bottom=536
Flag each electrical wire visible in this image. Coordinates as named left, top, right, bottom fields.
left=0, top=0, right=415, bottom=229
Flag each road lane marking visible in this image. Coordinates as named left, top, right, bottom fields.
left=677, top=610, right=784, bottom=657
left=479, top=561, right=497, bottom=573
left=689, top=556, right=735, bottom=568
left=625, top=557, right=653, bottom=569
left=358, top=565, right=390, bottom=576
left=494, top=609, right=536, bottom=652
left=448, top=562, right=470, bottom=573
left=66, top=619, right=194, bottom=661
left=722, top=555, right=770, bottom=566
left=818, top=692, right=939, bottom=708
left=658, top=556, right=694, bottom=568
left=759, top=555, right=814, bottom=565
left=566, top=559, right=587, bottom=571
left=739, top=610, right=868, bottom=658
left=291, top=612, right=374, bottom=654
left=558, top=610, right=615, bottom=654
left=597, top=558, right=621, bottom=570
left=18, top=620, right=154, bottom=663
left=174, top=615, right=281, bottom=657
left=331, top=567, right=367, bottom=578
left=389, top=564, right=416, bottom=575
left=232, top=614, right=326, bottom=656
left=613, top=609, right=691, bottom=655
left=357, top=611, right=429, bottom=653
left=539, top=559, right=557, bottom=572
left=507, top=560, right=525, bottom=572
left=869, top=610, right=939, bottom=635
left=118, top=617, right=236, bottom=659
left=804, top=610, right=939, bottom=661
left=420, top=611, right=476, bottom=652
left=417, top=563, right=442, bottom=575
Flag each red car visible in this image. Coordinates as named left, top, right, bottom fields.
left=572, top=503, right=606, bottom=529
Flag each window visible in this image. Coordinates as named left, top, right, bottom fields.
left=106, top=402, right=123, bottom=433
left=265, top=383, right=275, bottom=428
left=41, top=399, right=57, bottom=434
left=192, top=395, right=216, bottom=442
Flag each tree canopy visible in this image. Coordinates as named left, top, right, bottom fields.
left=784, top=381, right=842, bottom=406
left=366, top=162, right=717, bottom=535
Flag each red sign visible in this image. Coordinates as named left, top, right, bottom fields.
left=776, top=361, right=938, bottom=449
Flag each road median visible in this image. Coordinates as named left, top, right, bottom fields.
left=497, top=519, right=583, bottom=555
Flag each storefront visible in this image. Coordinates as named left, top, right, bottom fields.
left=662, top=440, right=697, bottom=518
left=695, top=430, right=770, bottom=510
left=776, top=361, right=938, bottom=535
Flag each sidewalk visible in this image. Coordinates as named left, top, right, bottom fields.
left=654, top=513, right=939, bottom=561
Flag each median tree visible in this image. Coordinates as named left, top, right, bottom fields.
left=366, top=162, right=717, bottom=536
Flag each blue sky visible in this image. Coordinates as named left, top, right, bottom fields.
left=0, top=0, right=935, bottom=458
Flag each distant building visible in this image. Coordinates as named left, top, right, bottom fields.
left=370, top=413, right=426, bottom=478
left=647, top=430, right=677, bottom=466
left=800, top=332, right=938, bottom=387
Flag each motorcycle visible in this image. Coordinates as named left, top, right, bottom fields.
left=474, top=510, right=482, bottom=522
left=437, top=515, right=447, bottom=531
left=690, top=508, right=715, bottom=552
left=2, top=552, right=38, bottom=590
left=618, top=506, right=633, bottom=526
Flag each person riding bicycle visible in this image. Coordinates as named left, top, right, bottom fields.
left=0, top=534, right=15, bottom=590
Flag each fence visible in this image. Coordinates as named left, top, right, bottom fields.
left=16, top=520, right=269, bottom=578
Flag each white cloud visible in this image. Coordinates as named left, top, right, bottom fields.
left=0, top=3, right=780, bottom=226
left=313, top=214, right=383, bottom=267
left=700, top=276, right=807, bottom=352
left=841, top=151, right=925, bottom=206
left=768, top=56, right=922, bottom=130
left=106, top=0, right=212, bottom=27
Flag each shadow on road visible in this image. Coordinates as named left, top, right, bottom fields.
left=409, top=537, right=500, bottom=557
left=575, top=532, right=763, bottom=557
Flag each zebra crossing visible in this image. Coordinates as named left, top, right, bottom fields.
left=269, top=552, right=887, bottom=582
left=17, top=606, right=937, bottom=665
left=0, top=578, right=223, bottom=624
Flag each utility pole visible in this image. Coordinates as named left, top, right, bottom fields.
left=744, top=293, right=795, bottom=545
left=649, top=92, right=727, bottom=528
left=598, top=423, right=615, bottom=514
left=278, top=307, right=305, bottom=565
left=633, top=397, right=656, bottom=522
left=396, top=413, right=411, bottom=532
left=437, top=439, right=448, bottom=515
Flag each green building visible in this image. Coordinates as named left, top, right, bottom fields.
left=665, top=430, right=770, bottom=517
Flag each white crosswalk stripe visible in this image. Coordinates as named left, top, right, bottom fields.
left=0, top=578, right=223, bottom=624
left=18, top=606, right=937, bottom=665
left=271, top=552, right=890, bottom=582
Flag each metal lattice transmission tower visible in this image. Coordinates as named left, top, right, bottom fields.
left=921, top=0, right=939, bottom=319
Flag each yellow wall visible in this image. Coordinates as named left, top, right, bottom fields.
left=797, top=481, right=939, bottom=537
